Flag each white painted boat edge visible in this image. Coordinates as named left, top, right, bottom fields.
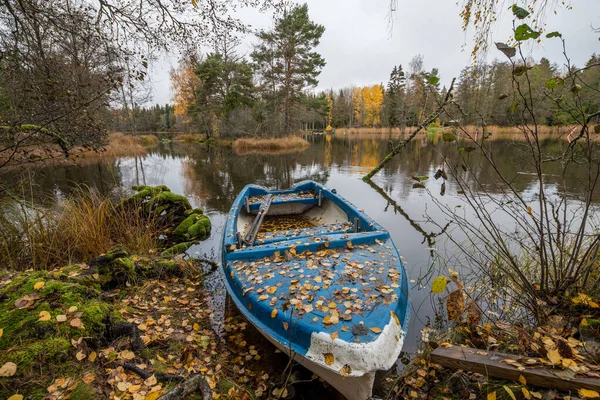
left=305, top=313, right=405, bottom=377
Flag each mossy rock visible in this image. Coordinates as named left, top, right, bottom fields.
left=172, top=212, right=211, bottom=241
left=161, top=242, right=195, bottom=256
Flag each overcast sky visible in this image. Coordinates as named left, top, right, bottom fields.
left=148, top=0, right=600, bottom=105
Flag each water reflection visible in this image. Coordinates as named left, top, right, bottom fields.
left=1, top=133, right=597, bottom=357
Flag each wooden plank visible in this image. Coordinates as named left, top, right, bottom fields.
left=430, top=346, right=600, bottom=393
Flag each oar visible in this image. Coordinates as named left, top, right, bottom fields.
left=243, top=194, right=273, bottom=246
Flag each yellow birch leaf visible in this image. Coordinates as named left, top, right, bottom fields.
left=522, top=387, right=531, bottom=399
left=129, top=384, right=142, bottom=393
left=547, top=349, right=562, bottom=365
left=431, top=276, right=447, bottom=294
left=8, top=395, right=23, bottom=400
left=370, top=327, right=382, bottom=333
left=271, top=309, right=278, bottom=318
left=324, top=353, right=334, bottom=366
left=70, top=318, right=84, bottom=329
left=503, top=386, right=517, bottom=400
left=390, top=310, right=400, bottom=326
left=88, top=351, right=97, bottom=363
left=82, top=372, right=95, bottom=384
left=75, top=351, right=86, bottom=361
left=258, top=295, right=268, bottom=301
left=33, top=281, right=45, bottom=290
left=0, top=362, right=17, bottom=377
left=0, top=328, right=3, bottom=338
left=144, top=375, right=157, bottom=386
left=38, top=311, right=51, bottom=322
left=519, top=375, right=527, bottom=385
left=56, top=315, right=67, bottom=322
left=330, top=331, right=339, bottom=340
left=145, top=393, right=161, bottom=400
left=579, top=389, right=600, bottom=399
left=487, top=392, right=496, bottom=400
left=340, top=364, right=352, bottom=376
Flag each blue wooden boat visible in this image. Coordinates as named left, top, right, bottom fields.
left=222, top=181, right=410, bottom=399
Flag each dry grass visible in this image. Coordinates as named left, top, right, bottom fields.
left=344, top=127, right=407, bottom=135
left=174, top=133, right=205, bottom=143
left=232, top=136, right=310, bottom=154
left=102, top=132, right=158, bottom=157
left=343, top=125, right=588, bottom=140
left=0, top=188, right=160, bottom=270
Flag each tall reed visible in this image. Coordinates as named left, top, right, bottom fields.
left=0, top=188, right=160, bottom=270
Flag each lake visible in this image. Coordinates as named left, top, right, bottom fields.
left=1, top=132, right=595, bottom=374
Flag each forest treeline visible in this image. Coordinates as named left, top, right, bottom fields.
left=162, top=52, right=600, bottom=137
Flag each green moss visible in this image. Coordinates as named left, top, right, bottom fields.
left=184, top=208, right=204, bottom=216
left=188, top=215, right=211, bottom=240
left=5, top=337, right=71, bottom=372
left=172, top=213, right=210, bottom=242
left=172, top=213, right=200, bottom=240
left=151, top=191, right=191, bottom=210
left=161, top=242, right=194, bottom=256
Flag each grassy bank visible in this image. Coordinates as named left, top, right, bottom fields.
left=0, top=133, right=159, bottom=169
left=232, top=136, right=309, bottom=154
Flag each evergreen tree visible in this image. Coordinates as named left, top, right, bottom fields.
left=251, top=4, right=326, bottom=136
left=189, top=53, right=254, bottom=136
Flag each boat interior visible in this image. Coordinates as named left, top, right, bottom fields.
left=234, top=186, right=376, bottom=247
left=237, top=193, right=353, bottom=244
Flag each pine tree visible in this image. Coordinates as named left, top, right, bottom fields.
left=251, top=4, right=326, bottom=136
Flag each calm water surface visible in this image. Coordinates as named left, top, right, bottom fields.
left=2, top=133, right=596, bottom=380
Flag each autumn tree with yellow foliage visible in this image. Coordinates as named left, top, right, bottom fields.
left=170, top=55, right=202, bottom=130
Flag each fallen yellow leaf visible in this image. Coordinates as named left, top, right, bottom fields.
left=88, top=351, right=97, bottom=363
left=324, top=353, right=334, bottom=366
left=70, top=318, right=84, bottom=329
left=7, top=395, right=23, bottom=400
left=145, top=392, right=161, bottom=400
left=271, top=309, right=278, bottom=318
left=370, top=327, right=382, bottom=333
left=390, top=310, right=400, bottom=326
left=487, top=391, right=496, bottom=400
left=33, top=281, right=45, bottom=290
left=330, top=331, right=339, bottom=340
left=38, top=311, right=51, bottom=322
left=519, top=375, right=527, bottom=385
left=579, top=389, right=600, bottom=399
left=547, top=349, right=562, bottom=365
left=340, top=364, right=352, bottom=376
left=144, top=375, right=157, bottom=386
left=0, top=362, right=17, bottom=377
left=56, top=315, right=67, bottom=322
left=82, top=372, right=95, bottom=384
left=75, top=351, right=86, bottom=361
